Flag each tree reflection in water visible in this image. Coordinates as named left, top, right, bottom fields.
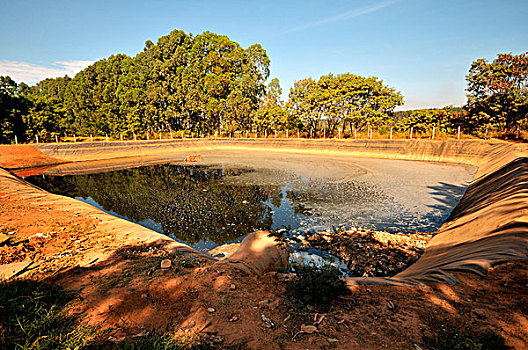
left=27, top=162, right=446, bottom=253
left=28, top=164, right=286, bottom=247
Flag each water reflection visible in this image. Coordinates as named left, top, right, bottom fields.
left=26, top=162, right=452, bottom=254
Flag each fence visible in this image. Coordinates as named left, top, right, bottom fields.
left=4, top=126, right=469, bottom=145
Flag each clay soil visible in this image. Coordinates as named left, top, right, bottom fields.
left=1, top=142, right=527, bottom=349
left=1, top=188, right=527, bottom=349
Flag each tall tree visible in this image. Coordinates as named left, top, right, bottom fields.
left=288, top=73, right=403, bottom=135
left=465, top=52, right=528, bottom=132
left=0, top=76, right=30, bottom=143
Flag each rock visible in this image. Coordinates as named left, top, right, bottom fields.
left=160, top=259, right=172, bottom=269
left=230, top=284, right=236, bottom=290
left=228, top=315, right=238, bottom=322
left=207, top=307, right=216, bottom=313
left=328, top=338, right=339, bottom=344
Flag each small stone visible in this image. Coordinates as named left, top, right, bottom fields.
left=328, top=338, right=339, bottom=344
left=207, top=307, right=216, bottom=313
left=228, top=315, right=238, bottom=322
left=160, top=259, right=172, bottom=269
left=230, top=284, right=236, bottom=290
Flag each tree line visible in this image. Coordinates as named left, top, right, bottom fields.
left=0, top=27, right=526, bottom=143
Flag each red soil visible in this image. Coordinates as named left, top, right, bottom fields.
left=0, top=145, right=63, bottom=169
left=1, top=190, right=527, bottom=349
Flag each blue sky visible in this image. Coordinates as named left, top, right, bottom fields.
left=0, top=0, right=526, bottom=109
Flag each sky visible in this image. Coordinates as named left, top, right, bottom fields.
left=0, top=0, right=527, bottom=110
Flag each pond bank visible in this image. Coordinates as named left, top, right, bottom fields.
left=1, top=139, right=527, bottom=348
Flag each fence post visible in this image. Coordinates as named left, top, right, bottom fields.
left=134, top=133, right=137, bottom=141
left=354, top=127, right=357, bottom=140
left=390, top=128, right=393, bottom=140
left=73, top=134, right=76, bottom=142
left=310, top=130, right=312, bottom=138
left=286, top=129, right=289, bottom=138
left=338, top=129, right=341, bottom=139
left=246, top=130, right=248, bottom=138
left=410, top=127, right=413, bottom=140
left=170, top=132, right=173, bottom=140
left=35, top=135, right=39, bottom=144
left=457, top=126, right=461, bottom=140
left=105, top=134, right=108, bottom=142
left=432, top=126, right=435, bottom=140
left=15, top=135, right=18, bottom=144
left=147, top=132, right=150, bottom=140
left=90, top=134, right=93, bottom=142
left=323, top=129, right=326, bottom=139
left=55, top=135, right=58, bottom=143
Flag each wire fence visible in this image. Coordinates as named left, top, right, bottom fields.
left=5, top=126, right=471, bottom=145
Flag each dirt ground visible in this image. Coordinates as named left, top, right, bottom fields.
left=1, top=141, right=528, bottom=349
left=1, top=189, right=527, bottom=349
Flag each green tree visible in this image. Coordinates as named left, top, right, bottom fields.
left=288, top=73, right=403, bottom=136
left=465, top=52, right=528, bottom=133
left=253, top=78, right=289, bottom=133
left=0, top=76, right=30, bottom=143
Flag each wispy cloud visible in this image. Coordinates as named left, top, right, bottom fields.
left=284, top=1, right=397, bottom=34
left=0, top=60, right=94, bottom=85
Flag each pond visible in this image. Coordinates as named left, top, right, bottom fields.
left=24, top=151, right=476, bottom=274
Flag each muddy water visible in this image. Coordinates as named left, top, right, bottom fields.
left=25, top=151, right=476, bottom=271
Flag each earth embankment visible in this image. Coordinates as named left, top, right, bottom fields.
left=1, top=139, right=527, bottom=286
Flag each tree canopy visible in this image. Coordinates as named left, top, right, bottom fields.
left=465, top=52, right=528, bottom=133
left=287, top=73, right=403, bottom=135
left=0, top=29, right=271, bottom=142
left=0, top=28, right=432, bottom=143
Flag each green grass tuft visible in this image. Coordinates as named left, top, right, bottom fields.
left=0, top=279, right=95, bottom=349
left=287, top=264, right=348, bottom=306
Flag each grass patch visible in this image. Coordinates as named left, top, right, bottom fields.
left=122, top=332, right=248, bottom=349
left=287, top=264, right=348, bottom=306
left=0, top=279, right=95, bottom=349
left=422, top=317, right=509, bottom=350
